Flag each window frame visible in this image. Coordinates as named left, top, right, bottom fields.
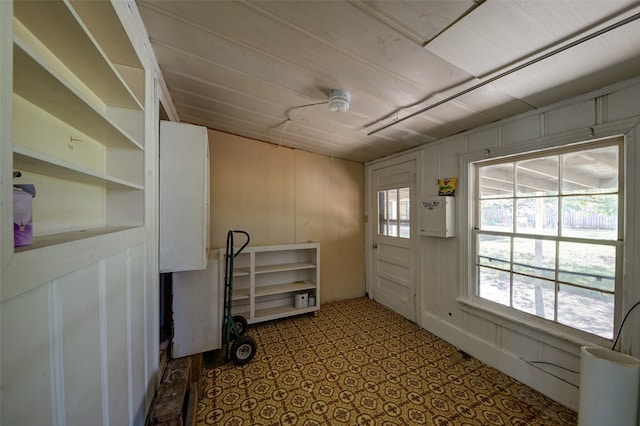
left=461, top=135, right=625, bottom=346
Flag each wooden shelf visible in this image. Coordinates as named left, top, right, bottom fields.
left=255, top=262, right=317, bottom=275
left=14, top=226, right=136, bottom=253
left=13, top=41, right=143, bottom=151
left=255, top=281, right=316, bottom=297
left=14, top=144, right=143, bottom=190
left=230, top=267, right=250, bottom=277
left=14, top=0, right=142, bottom=110
left=251, top=305, right=317, bottom=324
left=231, top=288, right=250, bottom=301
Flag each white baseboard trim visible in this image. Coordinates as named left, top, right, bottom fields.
left=420, top=310, right=580, bottom=411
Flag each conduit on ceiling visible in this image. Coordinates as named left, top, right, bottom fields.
left=367, top=10, right=640, bottom=137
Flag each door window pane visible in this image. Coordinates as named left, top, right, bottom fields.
left=399, top=187, right=410, bottom=238
left=378, top=190, right=387, bottom=235
left=378, top=187, right=410, bottom=239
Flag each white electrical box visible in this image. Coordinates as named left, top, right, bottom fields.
left=419, top=197, right=455, bottom=237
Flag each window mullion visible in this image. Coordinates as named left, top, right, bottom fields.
left=554, top=239, right=560, bottom=323
left=396, top=188, right=400, bottom=238
left=555, top=156, right=562, bottom=324
left=510, top=235, right=514, bottom=308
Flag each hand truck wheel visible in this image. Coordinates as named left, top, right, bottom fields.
left=230, top=335, right=257, bottom=366
left=230, top=315, right=248, bottom=339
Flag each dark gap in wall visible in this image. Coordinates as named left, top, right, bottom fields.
left=159, top=272, right=173, bottom=361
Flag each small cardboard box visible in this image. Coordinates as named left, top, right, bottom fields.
left=13, top=188, right=33, bottom=247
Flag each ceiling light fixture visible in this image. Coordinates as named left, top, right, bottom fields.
left=328, top=89, right=350, bottom=113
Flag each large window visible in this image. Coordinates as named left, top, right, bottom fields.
left=378, top=187, right=410, bottom=238
left=473, top=138, right=623, bottom=339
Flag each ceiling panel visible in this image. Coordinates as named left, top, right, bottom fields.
left=425, top=0, right=639, bottom=78
left=137, top=0, right=640, bottom=163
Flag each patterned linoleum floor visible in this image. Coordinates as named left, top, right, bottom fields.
left=197, top=297, right=577, bottom=425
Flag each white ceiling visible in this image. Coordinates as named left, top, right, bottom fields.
left=136, top=0, right=640, bottom=164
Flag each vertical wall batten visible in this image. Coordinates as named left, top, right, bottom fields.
left=126, top=248, right=134, bottom=425
left=48, top=280, right=66, bottom=426
left=98, top=260, right=109, bottom=426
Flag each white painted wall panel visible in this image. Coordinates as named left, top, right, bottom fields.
left=421, top=145, right=439, bottom=197
left=544, top=99, right=595, bottom=136
left=439, top=137, right=465, bottom=173
left=438, top=237, right=462, bottom=327
left=60, top=264, right=103, bottom=426
left=0, top=285, right=53, bottom=426
left=435, top=139, right=464, bottom=327
left=501, top=327, right=541, bottom=356
left=607, top=84, right=640, bottom=121
left=105, top=251, right=130, bottom=426
left=540, top=344, right=581, bottom=385
left=465, top=311, right=497, bottom=343
left=128, top=245, right=148, bottom=425
left=467, top=127, right=498, bottom=154
left=500, top=114, right=540, bottom=145
left=420, top=145, right=442, bottom=320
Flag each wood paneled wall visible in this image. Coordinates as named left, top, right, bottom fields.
left=209, top=130, right=366, bottom=303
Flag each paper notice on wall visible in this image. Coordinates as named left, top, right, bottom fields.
left=438, top=177, right=456, bottom=196
left=421, top=199, right=442, bottom=210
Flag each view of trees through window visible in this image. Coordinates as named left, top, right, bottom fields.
left=474, top=139, right=622, bottom=339
left=378, top=187, right=410, bottom=238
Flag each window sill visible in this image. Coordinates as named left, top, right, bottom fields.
left=456, top=297, right=610, bottom=353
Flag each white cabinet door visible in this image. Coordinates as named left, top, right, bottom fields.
left=159, top=120, right=210, bottom=272
left=172, top=256, right=221, bottom=358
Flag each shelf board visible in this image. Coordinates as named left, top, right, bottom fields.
left=229, top=267, right=250, bottom=277
left=231, top=288, right=249, bottom=301
left=14, top=226, right=137, bottom=253
left=250, top=305, right=318, bottom=324
left=14, top=144, right=143, bottom=190
left=14, top=0, right=142, bottom=110
left=255, top=262, right=316, bottom=275
left=13, top=41, right=143, bottom=151
left=255, top=281, right=316, bottom=297
left=231, top=307, right=250, bottom=318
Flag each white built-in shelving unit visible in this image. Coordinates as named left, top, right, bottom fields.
left=10, top=0, right=145, bottom=254
left=220, top=242, right=320, bottom=323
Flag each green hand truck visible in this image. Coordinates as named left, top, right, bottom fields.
left=223, top=230, right=257, bottom=365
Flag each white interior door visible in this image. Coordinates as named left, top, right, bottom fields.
left=371, top=161, right=416, bottom=322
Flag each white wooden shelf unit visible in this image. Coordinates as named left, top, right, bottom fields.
left=11, top=0, right=145, bottom=253
left=220, top=242, right=320, bottom=324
